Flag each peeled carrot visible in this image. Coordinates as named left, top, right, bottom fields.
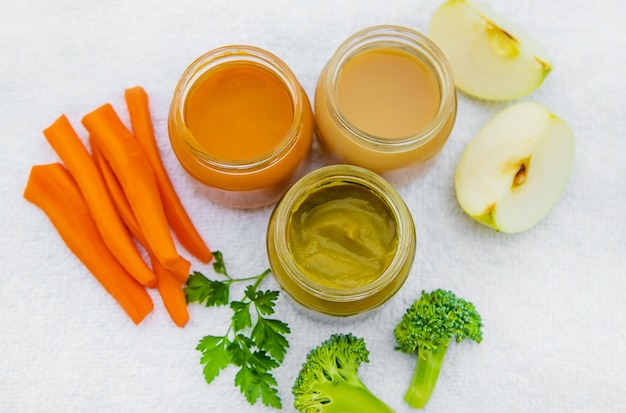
left=91, top=140, right=191, bottom=283
left=43, top=115, right=156, bottom=288
left=90, top=141, right=149, bottom=250
left=82, top=104, right=180, bottom=272
left=24, top=163, right=154, bottom=325
left=151, top=253, right=190, bottom=328
left=124, top=86, right=212, bottom=263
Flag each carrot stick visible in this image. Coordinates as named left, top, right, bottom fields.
left=91, top=140, right=191, bottom=283
left=151, top=253, right=190, bottom=328
left=82, top=104, right=180, bottom=272
left=24, top=163, right=154, bottom=325
left=43, top=115, right=156, bottom=288
left=124, top=86, right=212, bottom=263
left=91, top=141, right=147, bottom=250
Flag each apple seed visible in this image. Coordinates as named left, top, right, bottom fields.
left=512, top=156, right=531, bottom=188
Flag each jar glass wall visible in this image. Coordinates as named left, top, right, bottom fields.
left=169, top=45, right=314, bottom=208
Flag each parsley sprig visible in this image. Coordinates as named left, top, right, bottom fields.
left=185, top=251, right=290, bottom=409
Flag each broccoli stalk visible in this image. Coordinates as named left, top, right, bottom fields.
left=292, top=333, right=394, bottom=413
left=403, top=337, right=450, bottom=408
left=394, top=289, right=483, bottom=409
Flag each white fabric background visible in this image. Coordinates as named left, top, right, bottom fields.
left=1, top=0, right=625, bottom=412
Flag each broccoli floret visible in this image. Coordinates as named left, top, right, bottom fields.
left=292, top=333, right=394, bottom=413
left=394, top=289, right=483, bottom=409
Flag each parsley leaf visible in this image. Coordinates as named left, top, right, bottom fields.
left=234, top=364, right=282, bottom=409
left=186, top=252, right=290, bottom=409
left=196, top=335, right=230, bottom=384
left=252, top=317, right=290, bottom=362
left=251, top=289, right=279, bottom=316
left=185, top=272, right=230, bottom=307
left=231, top=301, right=252, bottom=331
left=250, top=350, right=280, bottom=372
left=212, top=251, right=228, bottom=277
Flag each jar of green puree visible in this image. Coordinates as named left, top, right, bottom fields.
left=266, top=165, right=416, bottom=316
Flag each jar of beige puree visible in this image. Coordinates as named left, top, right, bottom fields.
left=315, top=25, right=457, bottom=185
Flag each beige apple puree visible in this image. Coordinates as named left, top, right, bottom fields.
left=314, top=25, right=457, bottom=185
left=337, top=47, right=439, bottom=139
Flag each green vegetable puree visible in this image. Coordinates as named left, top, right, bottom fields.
left=287, top=183, right=398, bottom=289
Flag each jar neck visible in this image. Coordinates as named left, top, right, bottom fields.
left=323, top=25, right=456, bottom=151
left=170, top=45, right=304, bottom=173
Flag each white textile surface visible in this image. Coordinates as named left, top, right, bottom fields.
left=1, top=0, right=625, bottom=412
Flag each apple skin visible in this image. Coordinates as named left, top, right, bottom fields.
left=454, top=101, right=575, bottom=233
left=428, top=0, right=553, bottom=101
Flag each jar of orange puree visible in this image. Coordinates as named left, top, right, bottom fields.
left=169, top=46, right=314, bottom=208
left=315, top=25, right=457, bottom=185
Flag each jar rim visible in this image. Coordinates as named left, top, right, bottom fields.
left=324, top=25, right=456, bottom=150
left=170, top=45, right=304, bottom=171
left=269, top=164, right=416, bottom=303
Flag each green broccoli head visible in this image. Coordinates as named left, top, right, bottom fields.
left=395, top=289, right=483, bottom=353
left=394, top=289, right=483, bottom=409
left=292, top=333, right=394, bottom=413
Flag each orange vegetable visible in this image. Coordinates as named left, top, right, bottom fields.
left=82, top=104, right=180, bottom=272
left=91, top=140, right=191, bottom=283
left=151, top=254, right=190, bottom=328
left=124, top=86, right=212, bottom=263
left=42, top=115, right=156, bottom=288
left=23, top=163, right=154, bottom=325
left=90, top=141, right=146, bottom=249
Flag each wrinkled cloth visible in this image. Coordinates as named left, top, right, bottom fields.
left=1, top=0, right=625, bottom=412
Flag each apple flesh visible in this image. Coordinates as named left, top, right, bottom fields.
left=428, top=0, right=553, bottom=100
left=455, top=102, right=575, bottom=233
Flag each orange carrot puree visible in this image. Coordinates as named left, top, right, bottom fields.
left=184, top=64, right=294, bottom=161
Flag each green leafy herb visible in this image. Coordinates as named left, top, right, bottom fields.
left=185, top=251, right=290, bottom=409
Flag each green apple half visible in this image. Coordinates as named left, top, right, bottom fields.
left=428, top=0, right=553, bottom=100
left=455, top=102, right=575, bottom=233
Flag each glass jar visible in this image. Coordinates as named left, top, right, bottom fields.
left=315, top=25, right=457, bottom=185
left=168, top=45, right=314, bottom=208
left=266, top=165, right=416, bottom=316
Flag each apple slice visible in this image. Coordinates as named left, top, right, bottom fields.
left=428, top=0, right=553, bottom=100
left=455, top=101, right=575, bottom=233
